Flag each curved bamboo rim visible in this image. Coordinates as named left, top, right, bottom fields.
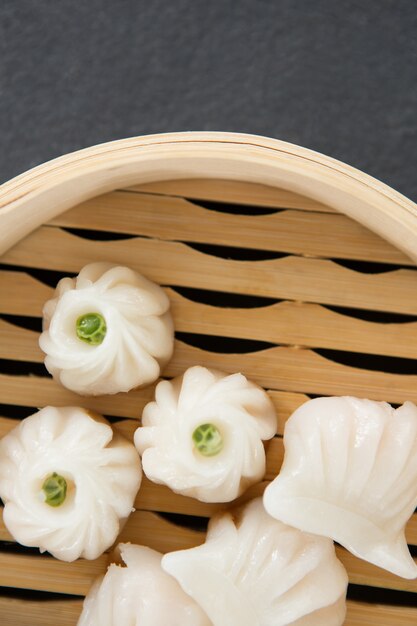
left=1, top=132, right=417, bottom=260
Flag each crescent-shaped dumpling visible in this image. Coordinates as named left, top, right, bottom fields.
left=264, top=396, right=417, bottom=579
left=162, top=498, right=348, bottom=626
left=78, top=543, right=211, bottom=626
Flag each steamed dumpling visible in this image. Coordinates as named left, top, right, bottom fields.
left=39, top=262, right=174, bottom=395
left=134, top=366, right=277, bottom=502
left=0, top=407, right=142, bottom=561
left=263, top=396, right=417, bottom=579
left=162, top=498, right=348, bottom=626
left=78, top=543, right=211, bottom=626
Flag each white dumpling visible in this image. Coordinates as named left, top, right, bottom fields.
left=263, top=396, right=417, bottom=579
left=78, top=543, right=211, bottom=626
left=0, top=407, right=142, bottom=561
left=162, top=498, right=348, bottom=626
left=39, top=262, right=174, bottom=395
left=134, top=366, right=277, bottom=502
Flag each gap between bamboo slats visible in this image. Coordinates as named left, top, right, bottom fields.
left=3, top=228, right=417, bottom=314
left=2, top=271, right=417, bottom=359
left=127, top=179, right=335, bottom=212
left=1, top=320, right=417, bottom=403
left=0, top=511, right=416, bottom=594
left=0, top=376, right=305, bottom=434
left=47, top=190, right=411, bottom=265
left=0, top=596, right=415, bottom=626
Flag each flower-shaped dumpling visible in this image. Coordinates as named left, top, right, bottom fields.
left=39, top=262, right=174, bottom=395
left=263, top=396, right=417, bottom=579
left=0, top=406, right=142, bottom=561
left=78, top=543, right=211, bottom=626
left=134, top=366, right=277, bottom=502
left=162, top=498, right=348, bottom=626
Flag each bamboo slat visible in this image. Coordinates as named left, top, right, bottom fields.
left=164, top=343, right=417, bottom=403
left=136, top=474, right=417, bottom=525
left=0, top=510, right=205, bottom=551
left=336, top=549, right=417, bottom=592
left=0, top=596, right=415, bottom=626
left=118, top=509, right=417, bottom=550
left=0, top=271, right=52, bottom=316
left=345, top=602, right=417, bottom=626
left=3, top=228, right=417, bottom=314
left=171, top=295, right=417, bottom=358
left=0, top=552, right=107, bottom=595
left=2, top=321, right=417, bottom=404
left=128, top=178, right=335, bottom=212
left=3, top=271, right=417, bottom=358
left=0, top=373, right=152, bottom=420
left=0, top=598, right=84, bottom=626
left=0, top=514, right=415, bottom=595
left=0, top=374, right=307, bottom=434
left=48, top=190, right=411, bottom=264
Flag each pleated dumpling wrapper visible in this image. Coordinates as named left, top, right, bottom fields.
left=0, top=407, right=142, bottom=561
left=39, top=262, right=174, bottom=395
left=162, top=498, right=348, bottom=626
left=134, top=366, right=277, bottom=502
left=78, top=543, right=211, bottom=626
left=263, top=396, right=417, bottom=579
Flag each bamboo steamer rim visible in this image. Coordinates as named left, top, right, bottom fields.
left=1, top=133, right=417, bottom=623
left=1, top=131, right=417, bottom=261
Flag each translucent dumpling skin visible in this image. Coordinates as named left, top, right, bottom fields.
left=162, top=498, right=348, bottom=626
left=39, top=262, right=174, bottom=395
left=78, top=543, right=211, bottom=626
left=134, top=366, right=277, bottom=502
left=0, top=407, right=142, bottom=561
left=263, top=396, right=417, bottom=579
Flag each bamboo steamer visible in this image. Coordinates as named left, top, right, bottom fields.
left=0, top=132, right=416, bottom=625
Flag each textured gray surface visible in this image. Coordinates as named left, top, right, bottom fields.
left=1, top=0, right=416, bottom=199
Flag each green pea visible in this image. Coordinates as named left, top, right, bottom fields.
left=42, top=472, right=67, bottom=507
left=76, top=313, right=106, bottom=345
left=192, top=423, right=223, bottom=456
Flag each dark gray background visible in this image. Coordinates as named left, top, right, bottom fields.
left=1, top=0, right=416, bottom=199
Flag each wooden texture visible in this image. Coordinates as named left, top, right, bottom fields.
left=3, top=270, right=417, bottom=358
left=0, top=374, right=306, bottom=434
left=1, top=133, right=417, bottom=263
left=48, top=190, right=411, bottom=264
left=0, top=511, right=416, bottom=595
left=0, top=597, right=414, bottom=626
left=4, top=228, right=417, bottom=314
left=1, top=131, right=417, bottom=625
left=2, top=321, right=417, bottom=404
left=130, top=177, right=335, bottom=211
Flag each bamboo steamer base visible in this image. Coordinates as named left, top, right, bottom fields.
left=0, top=133, right=416, bottom=625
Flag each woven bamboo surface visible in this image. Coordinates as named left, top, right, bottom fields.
left=0, top=171, right=416, bottom=624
